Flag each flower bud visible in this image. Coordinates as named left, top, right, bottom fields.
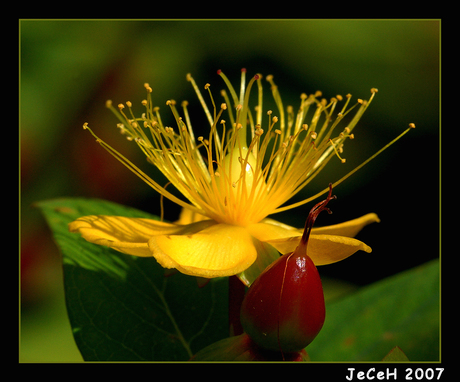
left=240, top=184, right=336, bottom=353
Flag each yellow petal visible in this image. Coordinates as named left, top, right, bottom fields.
left=264, top=236, right=300, bottom=255
left=266, top=234, right=372, bottom=265
left=247, top=213, right=379, bottom=243
left=68, top=215, right=216, bottom=257
left=311, top=213, right=380, bottom=237
left=251, top=213, right=379, bottom=264
left=307, top=234, right=372, bottom=265
left=148, top=223, right=257, bottom=278
left=175, top=207, right=209, bottom=225
left=246, top=219, right=301, bottom=242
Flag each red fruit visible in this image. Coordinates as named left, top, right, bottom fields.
left=240, top=184, right=336, bottom=353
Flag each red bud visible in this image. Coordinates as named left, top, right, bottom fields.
left=240, top=184, right=336, bottom=353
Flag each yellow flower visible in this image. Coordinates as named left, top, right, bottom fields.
left=70, top=69, right=414, bottom=285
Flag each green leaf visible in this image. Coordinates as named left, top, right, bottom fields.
left=190, top=333, right=310, bottom=362
left=307, top=259, right=439, bottom=361
left=36, top=197, right=229, bottom=361
left=382, top=346, right=410, bottom=362
left=190, top=334, right=261, bottom=362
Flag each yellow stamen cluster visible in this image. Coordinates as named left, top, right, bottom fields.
left=83, top=70, right=413, bottom=227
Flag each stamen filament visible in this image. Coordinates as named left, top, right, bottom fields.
left=83, top=123, right=201, bottom=214
left=273, top=124, right=415, bottom=213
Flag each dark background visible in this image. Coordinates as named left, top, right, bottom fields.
left=20, top=19, right=439, bottom=361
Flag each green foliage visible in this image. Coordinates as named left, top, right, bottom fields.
left=37, top=198, right=228, bottom=361
left=307, top=259, right=439, bottom=361
left=37, top=197, right=439, bottom=362
left=190, top=333, right=310, bottom=362
left=382, top=346, right=410, bottom=362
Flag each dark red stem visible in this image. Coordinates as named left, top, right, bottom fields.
left=228, top=275, right=246, bottom=336
left=301, top=183, right=336, bottom=245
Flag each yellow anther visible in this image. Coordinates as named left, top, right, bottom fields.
left=329, top=139, right=346, bottom=163
left=255, top=128, right=264, bottom=136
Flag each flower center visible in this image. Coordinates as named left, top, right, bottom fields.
left=215, top=147, right=262, bottom=198
left=212, top=147, right=267, bottom=225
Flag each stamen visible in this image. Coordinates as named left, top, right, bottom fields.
left=329, top=139, right=347, bottom=163
left=187, top=73, right=214, bottom=127
left=86, top=72, right=414, bottom=227
left=239, top=68, right=247, bottom=105
left=274, top=123, right=416, bottom=213
left=217, top=70, right=239, bottom=107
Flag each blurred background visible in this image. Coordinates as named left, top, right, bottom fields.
left=20, top=19, right=439, bottom=362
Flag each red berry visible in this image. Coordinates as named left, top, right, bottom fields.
left=240, top=184, right=336, bottom=353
